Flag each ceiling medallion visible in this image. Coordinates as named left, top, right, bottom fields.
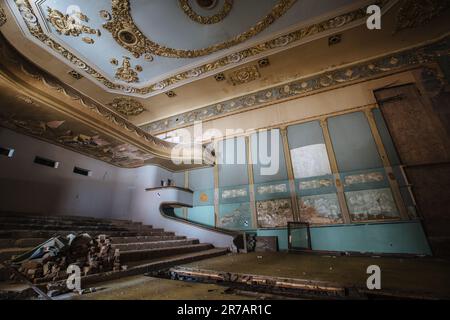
left=229, top=65, right=260, bottom=85
left=46, top=7, right=100, bottom=40
left=395, top=0, right=450, bottom=32
left=179, top=0, right=233, bottom=25
left=13, top=0, right=390, bottom=96
left=103, top=0, right=296, bottom=59
left=115, top=57, right=141, bottom=83
left=107, top=97, right=145, bottom=117
left=0, top=5, right=6, bottom=27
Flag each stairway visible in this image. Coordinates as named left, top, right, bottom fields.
left=0, top=212, right=228, bottom=297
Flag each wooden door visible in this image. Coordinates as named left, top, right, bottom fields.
left=374, top=84, right=450, bottom=256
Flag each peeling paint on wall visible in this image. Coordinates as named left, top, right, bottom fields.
left=344, top=172, right=385, bottom=186
left=299, top=178, right=333, bottom=190
left=257, top=198, right=293, bottom=228
left=256, top=183, right=288, bottom=195
left=218, top=202, right=252, bottom=230
left=345, top=188, right=399, bottom=221
left=298, top=193, right=343, bottom=224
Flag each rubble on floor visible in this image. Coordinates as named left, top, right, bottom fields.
left=10, top=233, right=120, bottom=284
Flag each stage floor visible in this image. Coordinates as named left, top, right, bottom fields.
left=73, top=252, right=450, bottom=300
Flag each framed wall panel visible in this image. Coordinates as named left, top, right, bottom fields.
left=345, top=188, right=400, bottom=222
left=298, top=193, right=343, bottom=224
left=251, top=129, right=288, bottom=184
left=218, top=202, right=252, bottom=230
left=255, top=180, right=290, bottom=201
left=327, top=112, right=383, bottom=172
left=257, top=198, right=293, bottom=228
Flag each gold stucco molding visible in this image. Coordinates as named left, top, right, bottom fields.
left=11, top=0, right=391, bottom=96
left=179, top=0, right=233, bottom=25
left=140, top=35, right=450, bottom=135
left=0, top=33, right=179, bottom=161
left=395, top=0, right=450, bottom=32
left=107, top=97, right=146, bottom=117
left=0, top=5, right=7, bottom=27
left=103, top=0, right=296, bottom=59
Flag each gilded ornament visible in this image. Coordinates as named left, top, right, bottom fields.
left=140, top=36, right=449, bottom=134
left=46, top=7, right=99, bottom=37
left=14, top=0, right=391, bottom=96
left=0, top=5, right=7, bottom=27
left=103, top=0, right=297, bottom=58
left=115, top=57, right=140, bottom=83
left=68, top=70, right=83, bottom=80
left=179, top=0, right=233, bottom=25
left=99, top=10, right=112, bottom=21
left=229, top=65, right=260, bottom=85
left=82, top=37, right=95, bottom=44
left=108, top=98, right=146, bottom=116
left=395, top=0, right=449, bottom=32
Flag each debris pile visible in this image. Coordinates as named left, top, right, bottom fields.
left=11, top=233, right=120, bottom=283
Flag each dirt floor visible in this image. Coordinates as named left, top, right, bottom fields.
left=73, top=252, right=450, bottom=300
left=70, top=276, right=252, bottom=300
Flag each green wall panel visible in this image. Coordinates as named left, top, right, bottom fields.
left=187, top=206, right=215, bottom=227
left=257, top=221, right=431, bottom=254
left=328, top=112, right=383, bottom=172
left=218, top=202, right=252, bottom=230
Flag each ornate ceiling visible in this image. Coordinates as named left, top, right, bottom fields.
left=0, top=0, right=449, bottom=169
left=3, top=0, right=364, bottom=97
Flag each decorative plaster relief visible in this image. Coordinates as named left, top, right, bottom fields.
left=179, top=0, right=233, bottom=25
left=229, top=65, right=260, bottom=86
left=13, top=0, right=390, bottom=96
left=0, top=5, right=7, bottom=27
left=107, top=98, right=145, bottom=117
left=396, top=0, right=450, bottom=32
left=103, top=0, right=296, bottom=59
left=141, top=35, right=448, bottom=134
left=46, top=7, right=100, bottom=44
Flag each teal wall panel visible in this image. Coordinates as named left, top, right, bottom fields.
left=218, top=137, right=248, bottom=187
left=256, top=221, right=431, bottom=255
left=328, top=112, right=383, bottom=172
left=251, top=129, right=288, bottom=183
left=174, top=208, right=184, bottom=218
left=372, top=109, right=401, bottom=166
left=287, top=120, right=325, bottom=148
left=193, top=189, right=214, bottom=206
left=189, top=168, right=214, bottom=191
left=187, top=206, right=215, bottom=227
left=218, top=202, right=252, bottom=230
left=173, top=172, right=185, bottom=188
left=309, top=222, right=431, bottom=255
left=257, top=229, right=289, bottom=250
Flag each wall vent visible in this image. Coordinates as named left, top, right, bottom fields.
left=0, top=147, right=15, bottom=158
left=34, top=156, right=59, bottom=168
left=73, top=166, right=92, bottom=177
